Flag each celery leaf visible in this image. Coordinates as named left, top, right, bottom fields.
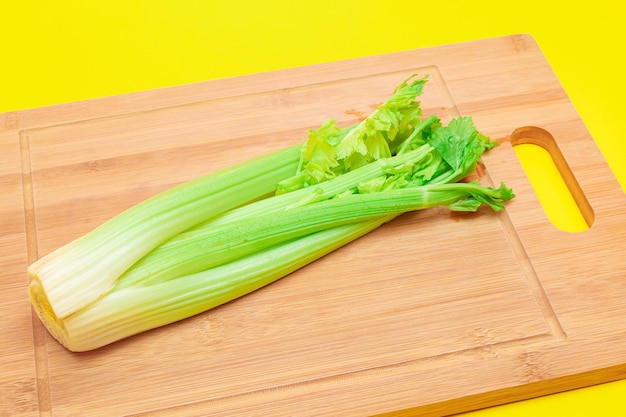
left=429, top=116, right=497, bottom=179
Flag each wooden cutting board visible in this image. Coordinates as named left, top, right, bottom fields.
left=1, top=34, right=625, bottom=417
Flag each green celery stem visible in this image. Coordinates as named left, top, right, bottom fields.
left=49, top=217, right=391, bottom=351
left=118, top=183, right=510, bottom=288
left=28, top=144, right=303, bottom=321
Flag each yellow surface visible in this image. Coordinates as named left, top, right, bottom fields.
left=2, top=0, right=624, bottom=415
left=513, top=144, right=590, bottom=233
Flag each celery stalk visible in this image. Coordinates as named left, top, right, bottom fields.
left=113, top=113, right=499, bottom=291
left=28, top=74, right=515, bottom=352
left=116, top=144, right=510, bottom=289
left=28, top=144, right=302, bottom=319
left=112, top=144, right=437, bottom=289
left=54, top=218, right=389, bottom=352
left=45, top=181, right=512, bottom=352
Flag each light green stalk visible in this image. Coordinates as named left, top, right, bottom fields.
left=28, top=144, right=303, bottom=319
left=28, top=74, right=514, bottom=352
left=52, top=181, right=512, bottom=352
left=56, top=218, right=389, bottom=352
left=29, top=73, right=434, bottom=351
left=117, top=172, right=511, bottom=290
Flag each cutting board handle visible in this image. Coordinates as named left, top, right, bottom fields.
left=510, top=126, right=595, bottom=229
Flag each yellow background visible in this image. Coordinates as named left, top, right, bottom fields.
left=2, top=0, right=625, bottom=415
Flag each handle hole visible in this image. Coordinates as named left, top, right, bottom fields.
left=511, top=126, right=594, bottom=233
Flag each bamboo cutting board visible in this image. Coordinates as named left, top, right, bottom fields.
left=1, top=35, right=625, bottom=416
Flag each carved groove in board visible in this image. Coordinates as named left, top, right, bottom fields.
left=429, top=65, right=461, bottom=118
left=19, top=131, right=53, bottom=417
left=481, top=146, right=568, bottom=341
left=19, top=63, right=564, bottom=415
left=430, top=70, right=567, bottom=342
left=126, top=333, right=555, bottom=417
left=494, top=202, right=567, bottom=341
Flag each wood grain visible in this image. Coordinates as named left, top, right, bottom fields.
left=1, top=35, right=625, bottom=416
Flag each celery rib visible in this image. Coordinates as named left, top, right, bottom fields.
left=49, top=182, right=513, bottom=352
left=59, top=218, right=390, bottom=352
left=114, top=145, right=436, bottom=288
left=28, top=144, right=302, bottom=320
left=117, top=182, right=513, bottom=289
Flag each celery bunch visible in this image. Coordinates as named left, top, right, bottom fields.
left=28, top=75, right=514, bottom=351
